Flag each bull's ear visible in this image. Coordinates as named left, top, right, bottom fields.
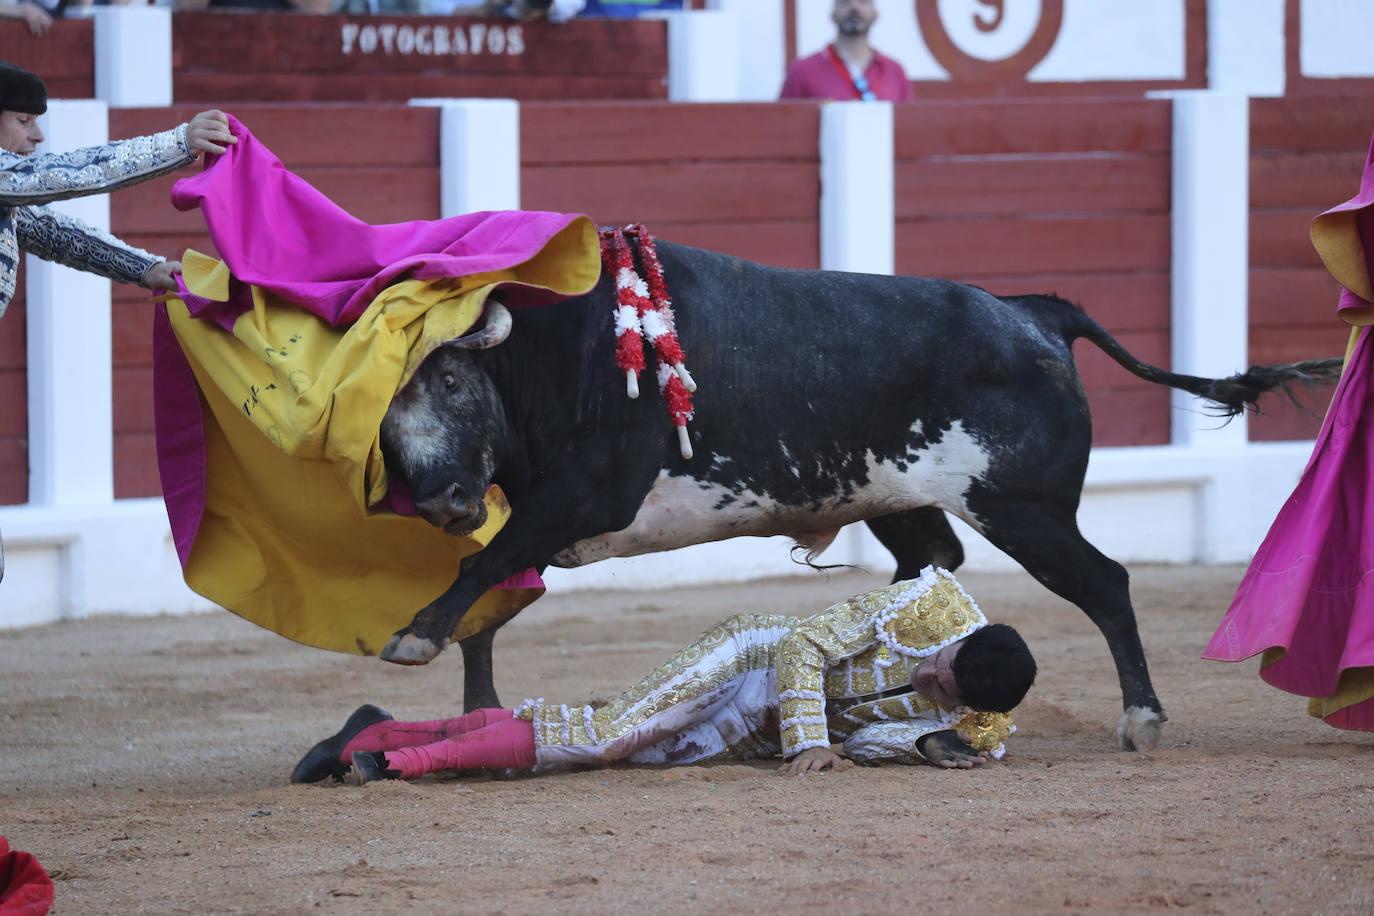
left=445, top=301, right=513, bottom=350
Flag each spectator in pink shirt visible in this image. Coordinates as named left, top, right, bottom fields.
left=780, top=0, right=912, bottom=102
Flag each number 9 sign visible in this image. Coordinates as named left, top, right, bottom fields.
left=916, top=0, right=1064, bottom=83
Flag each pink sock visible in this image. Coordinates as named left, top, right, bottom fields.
left=340, top=708, right=514, bottom=760
left=382, top=717, right=536, bottom=778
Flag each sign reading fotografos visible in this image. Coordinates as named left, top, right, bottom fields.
left=340, top=20, right=526, bottom=57
left=170, top=11, right=671, bottom=102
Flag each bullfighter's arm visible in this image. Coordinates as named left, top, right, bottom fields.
left=775, top=598, right=884, bottom=759
left=844, top=711, right=1014, bottom=767
left=14, top=204, right=162, bottom=287
left=0, top=126, right=193, bottom=207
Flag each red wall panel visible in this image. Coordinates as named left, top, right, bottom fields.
left=0, top=299, right=25, bottom=505
left=521, top=102, right=822, bottom=270
left=9, top=93, right=1363, bottom=506
left=1248, top=96, right=1374, bottom=442
left=0, top=21, right=94, bottom=100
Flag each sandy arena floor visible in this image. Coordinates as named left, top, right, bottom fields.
left=2, top=564, right=1372, bottom=914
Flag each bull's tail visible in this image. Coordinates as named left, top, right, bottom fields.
left=1015, top=294, right=1344, bottom=416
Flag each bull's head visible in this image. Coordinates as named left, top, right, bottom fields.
left=379, top=302, right=513, bottom=536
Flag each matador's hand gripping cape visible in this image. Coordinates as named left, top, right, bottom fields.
left=152, top=116, right=601, bottom=654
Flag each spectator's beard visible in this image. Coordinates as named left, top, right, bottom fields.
left=835, top=16, right=872, bottom=37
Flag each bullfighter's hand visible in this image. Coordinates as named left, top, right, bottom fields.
left=916, top=729, right=991, bottom=769
left=185, top=110, right=236, bottom=157
left=780, top=745, right=853, bottom=776
left=141, top=260, right=180, bottom=291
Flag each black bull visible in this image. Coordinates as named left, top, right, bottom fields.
left=377, top=239, right=1337, bottom=751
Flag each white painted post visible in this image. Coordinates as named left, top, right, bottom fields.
left=1170, top=92, right=1253, bottom=560
left=1170, top=92, right=1250, bottom=450
left=1207, top=0, right=1286, bottom=96
left=818, top=99, right=896, bottom=570
left=408, top=99, right=520, bottom=217
left=705, top=0, right=786, bottom=100
left=25, top=100, right=116, bottom=509
left=660, top=9, right=742, bottom=102
left=819, top=101, right=894, bottom=275
left=92, top=7, right=174, bottom=107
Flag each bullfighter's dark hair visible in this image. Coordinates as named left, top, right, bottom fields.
left=0, top=61, right=47, bottom=116
left=951, top=623, right=1036, bottom=713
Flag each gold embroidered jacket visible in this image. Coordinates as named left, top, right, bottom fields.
left=517, top=567, right=1015, bottom=768
left=775, top=567, right=1010, bottom=758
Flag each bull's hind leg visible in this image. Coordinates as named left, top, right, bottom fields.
left=865, top=507, right=965, bottom=582
left=976, top=500, right=1165, bottom=751
left=457, top=626, right=503, bottom=712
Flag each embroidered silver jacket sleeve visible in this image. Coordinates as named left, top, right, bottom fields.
left=0, top=124, right=192, bottom=320
left=15, top=204, right=160, bottom=286
left=0, top=124, right=192, bottom=206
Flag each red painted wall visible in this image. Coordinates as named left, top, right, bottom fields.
left=1247, top=95, right=1374, bottom=442
left=0, top=297, right=24, bottom=507
left=7, top=93, right=1366, bottom=505
left=894, top=98, right=1173, bottom=447
left=520, top=101, right=822, bottom=270
left=0, top=20, right=94, bottom=100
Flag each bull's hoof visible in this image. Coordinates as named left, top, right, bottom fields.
left=380, top=632, right=446, bottom=665
left=1116, top=706, right=1165, bottom=751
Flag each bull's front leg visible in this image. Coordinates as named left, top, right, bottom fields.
left=379, top=553, right=499, bottom=665
left=457, top=626, right=501, bottom=711
left=380, top=471, right=649, bottom=667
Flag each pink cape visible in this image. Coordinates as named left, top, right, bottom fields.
left=1202, top=130, right=1374, bottom=730
left=1203, top=321, right=1374, bottom=729
left=153, top=116, right=576, bottom=592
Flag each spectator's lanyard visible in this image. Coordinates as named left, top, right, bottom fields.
left=826, top=46, right=880, bottom=101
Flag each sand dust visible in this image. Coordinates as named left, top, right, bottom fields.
left=2, top=564, right=1372, bottom=914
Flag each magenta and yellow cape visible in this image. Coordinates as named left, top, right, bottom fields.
left=152, top=116, right=601, bottom=655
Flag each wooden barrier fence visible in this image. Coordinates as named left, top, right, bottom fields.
left=1247, top=95, right=1374, bottom=441
left=2, top=96, right=1373, bottom=506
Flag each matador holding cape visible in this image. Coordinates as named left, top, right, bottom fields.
left=292, top=566, right=1037, bottom=782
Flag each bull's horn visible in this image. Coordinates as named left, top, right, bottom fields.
left=447, top=301, right=513, bottom=350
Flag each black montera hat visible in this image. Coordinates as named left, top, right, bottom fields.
left=0, top=61, right=48, bottom=116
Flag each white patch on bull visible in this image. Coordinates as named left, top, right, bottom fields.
left=551, top=419, right=992, bottom=567
left=381, top=391, right=451, bottom=476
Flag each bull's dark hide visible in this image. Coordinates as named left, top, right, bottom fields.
left=378, top=239, right=1339, bottom=751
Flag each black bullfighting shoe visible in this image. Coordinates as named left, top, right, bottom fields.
left=350, top=750, right=401, bottom=785
left=290, top=704, right=393, bottom=784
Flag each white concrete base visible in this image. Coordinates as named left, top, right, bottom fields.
left=0, top=442, right=1314, bottom=629
left=0, top=498, right=214, bottom=629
